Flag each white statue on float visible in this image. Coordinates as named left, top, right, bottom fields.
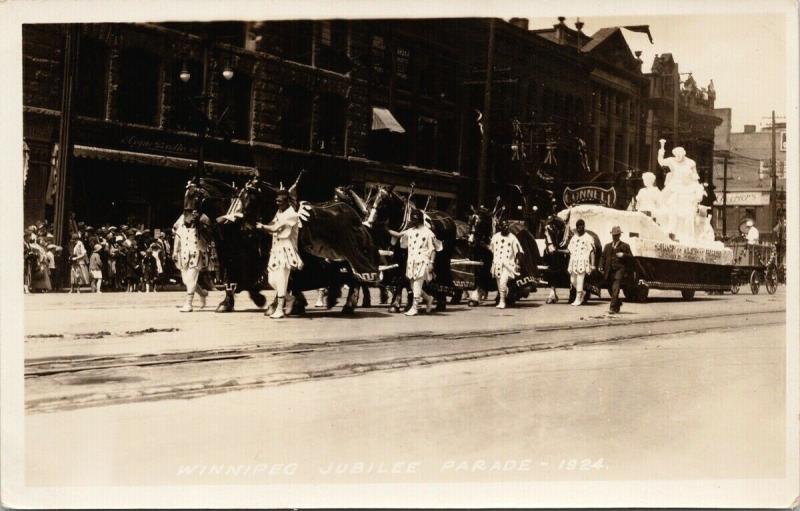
left=655, top=138, right=711, bottom=244
left=634, top=171, right=663, bottom=224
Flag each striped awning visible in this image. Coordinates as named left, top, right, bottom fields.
left=73, top=145, right=257, bottom=177
left=372, top=107, right=406, bottom=133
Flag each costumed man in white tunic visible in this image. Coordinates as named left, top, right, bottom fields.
left=256, top=189, right=303, bottom=319
left=173, top=208, right=211, bottom=312
left=657, top=139, right=703, bottom=242
left=635, top=171, right=663, bottom=225
left=567, top=219, right=595, bottom=306
left=399, top=209, right=441, bottom=316
left=489, top=219, right=524, bottom=309
left=745, top=219, right=760, bottom=244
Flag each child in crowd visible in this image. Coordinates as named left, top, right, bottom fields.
left=89, top=243, right=104, bottom=293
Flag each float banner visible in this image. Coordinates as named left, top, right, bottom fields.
left=629, top=238, right=733, bottom=265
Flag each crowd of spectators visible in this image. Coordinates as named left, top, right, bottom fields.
left=23, top=214, right=220, bottom=294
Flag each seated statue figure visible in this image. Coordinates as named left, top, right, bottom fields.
left=635, top=171, right=663, bottom=225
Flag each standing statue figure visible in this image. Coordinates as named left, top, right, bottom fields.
left=657, top=139, right=704, bottom=242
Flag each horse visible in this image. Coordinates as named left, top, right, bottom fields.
left=466, top=203, right=540, bottom=306
left=183, top=176, right=270, bottom=312
left=235, top=177, right=382, bottom=315
left=364, top=185, right=458, bottom=312
left=542, top=213, right=602, bottom=304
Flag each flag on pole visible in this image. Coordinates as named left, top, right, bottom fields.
left=623, top=25, right=653, bottom=44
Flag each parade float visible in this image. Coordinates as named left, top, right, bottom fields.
left=540, top=139, right=734, bottom=302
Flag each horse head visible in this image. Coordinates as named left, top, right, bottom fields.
left=364, top=185, right=405, bottom=230
left=544, top=215, right=569, bottom=254
left=236, top=177, right=279, bottom=225
left=184, top=177, right=236, bottom=216
left=467, top=206, right=493, bottom=246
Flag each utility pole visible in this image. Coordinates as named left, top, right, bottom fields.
left=722, top=153, right=728, bottom=238
left=770, top=109, right=777, bottom=232
left=477, top=18, right=496, bottom=207
left=672, top=67, right=679, bottom=147
left=53, top=24, right=80, bottom=288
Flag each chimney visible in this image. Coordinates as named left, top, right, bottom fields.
left=743, top=125, right=756, bottom=134
left=509, top=18, right=529, bottom=30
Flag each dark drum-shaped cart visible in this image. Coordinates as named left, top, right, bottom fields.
left=726, top=242, right=778, bottom=295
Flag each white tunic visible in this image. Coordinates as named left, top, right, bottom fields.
left=400, top=225, right=441, bottom=281
left=489, top=232, right=523, bottom=278
left=173, top=214, right=210, bottom=271
left=567, top=232, right=595, bottom=275
left=267, top=206, right=304, bottom=271
left=746, top=226, right=760, bottom=245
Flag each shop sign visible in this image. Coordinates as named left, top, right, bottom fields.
left=563, top=186, right=616, bottom=208
left=714, top=191, right=770, bottom=206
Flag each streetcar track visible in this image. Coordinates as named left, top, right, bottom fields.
left=25, top=313, right=785, bottom=413
left=25, top=308, right=785, bottom=378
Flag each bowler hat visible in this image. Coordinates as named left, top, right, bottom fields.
left=610, top=226, right=622, bottom=235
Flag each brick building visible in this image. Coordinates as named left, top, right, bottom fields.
left=22, top=18, right=720, bottom=233
left=712, top=117, right=787, bottom=241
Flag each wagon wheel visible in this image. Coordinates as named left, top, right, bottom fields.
left=749, top=269, right=761, bottom=295
left=765, top=267, right=778, bottom=295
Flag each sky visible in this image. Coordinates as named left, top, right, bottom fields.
left=528, top=14, right=788, bottom=133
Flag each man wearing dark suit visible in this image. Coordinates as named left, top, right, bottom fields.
left=600, top=225, right=633, bottom=314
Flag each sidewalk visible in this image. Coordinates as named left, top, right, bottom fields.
left=24, top=288, right=787, bottom=363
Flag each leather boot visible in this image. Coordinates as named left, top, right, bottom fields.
left=270, top=297, right=286, bottom=319
left=180, top=293, right=194, bottom=312
left=404, top=297, right=420, bottom=316
left=496, top=290, right=507, bottom=309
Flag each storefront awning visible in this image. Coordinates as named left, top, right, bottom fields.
left=372, top=107, right=406, bottom=133
left=73, top=145, right=257, bottom=177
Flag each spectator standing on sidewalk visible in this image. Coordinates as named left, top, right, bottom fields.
left=89, top=244, right=104, bottom=293
left=69, top=232, right=89, bottom=293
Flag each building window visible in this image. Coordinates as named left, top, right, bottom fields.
left=575, top=98, right=584, bottom=125
left=216, top=72, right=252, bottom=140
left=117, top=48, right=161, bottom=126
left=207, top=22, right=246, bottom=47
left=283, top=21, right=313, bottom=65
left=75, top=37, right=108, bottom=118
left=370, top=35, right=389, bottom=86
left=281, top=85, right=312, bottom=150
left=419, top=64, right=437, bottom=98
left=416, top=116, right=437, bottom=169
left=170, top=60, right=202, bottom=132
left=395, top=46, right=411, bottom=83
left=437, top=117, right=458, bottom=172
left=317, top=21, right=350, bottom=74
left=316, top=93, right=347, bottom=155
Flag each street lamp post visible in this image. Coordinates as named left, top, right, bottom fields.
left=179, top=36, right=234, bottom=179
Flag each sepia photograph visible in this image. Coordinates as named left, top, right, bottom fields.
left=1, top=0, right=798, bottom=508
